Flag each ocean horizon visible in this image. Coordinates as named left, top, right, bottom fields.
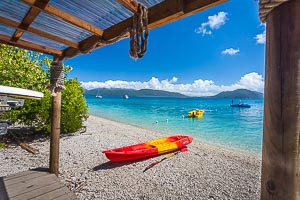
left=86, top=96, right=263, bottom=156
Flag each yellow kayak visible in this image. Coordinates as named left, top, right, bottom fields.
left=188, top=109, right=205, bottom=118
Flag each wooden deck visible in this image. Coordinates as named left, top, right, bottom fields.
left=0, top=168, right=77, bottom=200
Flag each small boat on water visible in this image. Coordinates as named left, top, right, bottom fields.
left=96, top=90, right=102, bottom=98
left=188, top=109, right=205, bottom=118
left=102, top=135, right=193, bottom=162
left=123, top=94, right=129, bottom=99
left=230, top=103, right=251, bottom=108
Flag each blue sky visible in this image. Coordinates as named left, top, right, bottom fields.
left=64, top=0, right=266, bottom=96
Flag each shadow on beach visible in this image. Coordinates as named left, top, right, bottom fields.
left=1, top=126, right=86, bottom=145
left=93, top=159, right=146, bottom=171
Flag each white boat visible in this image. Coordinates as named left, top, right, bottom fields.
left=0, top=85, right=44, bottom=99
left=123, top=94, right=129, bottom=99
left=96, top=90, right=102, bottom=98
left=0, top=85, right=44, bottom=135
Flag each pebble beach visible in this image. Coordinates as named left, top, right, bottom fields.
left=0, top=115, right=261, bottom=199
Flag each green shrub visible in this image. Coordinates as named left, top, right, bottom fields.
left=0, top=44, right=88, bottom=134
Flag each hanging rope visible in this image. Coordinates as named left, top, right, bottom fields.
left=129, top=3, right=148, bottom=59
left=47, top=59, right=65, bottom=96
left=259, top=0, right=289, bottom=22
left=83, top=3, right=149, bottom=59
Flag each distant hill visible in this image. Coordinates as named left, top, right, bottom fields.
left=84, top=88, right=187, bottom=98
left=212, top=89, right=263, bottom=98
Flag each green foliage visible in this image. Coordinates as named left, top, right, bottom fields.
left=61, top=79, right=88, bottom=133
left=0, top=142, right=7, bottom=149
left=0, top=44, right=88, bottom=133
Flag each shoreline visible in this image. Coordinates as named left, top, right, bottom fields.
left=90, top=113, right=262, bottom=158
left=0, top=115, right=261, bottom=199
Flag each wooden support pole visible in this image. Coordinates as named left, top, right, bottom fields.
left=49, top=90, right=61, bottom=176
left=49, top=59, right=64, bottom=176
left=261, top=0, right=300, bottom=199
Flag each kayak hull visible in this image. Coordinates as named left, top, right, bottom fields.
left=102, top=135, right=193, bottom=162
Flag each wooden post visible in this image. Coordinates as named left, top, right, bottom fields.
left=49, top=58, right=63, bottom=176
left=49, top=90, right=61, bottom=176
left=261, top=0, right=300, bottom=199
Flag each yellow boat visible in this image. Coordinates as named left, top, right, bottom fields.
left=188, top=109, right=205, bottom=118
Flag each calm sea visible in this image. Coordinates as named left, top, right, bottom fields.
left=86, top=96, right=263, bottom=156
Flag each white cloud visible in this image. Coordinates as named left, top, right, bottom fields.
left=255, top=30, right=266, bottom=44
left=255, top=23, right=266, bottom=44
left=195, top=12, right=228, bottom=35
left=233, top=72, right=264, bottom=91
left=81, top=72, right=264, bottom=97
left=221, top=48, right=240, bottom=56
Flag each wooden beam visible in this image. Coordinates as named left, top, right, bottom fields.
left=62, top=35, right=105, bottom=58
left=0, top=34, right=62, bottom=55
left=21, top=0, right=104, bottom=36
left=0, top=16, right=78, bottom=48
left=104, top=0, right=227, bottom=40
left=261, top=0, right=300, bottom=199
left=62, top=0, right=226, bottom=59
left=115, top=0, right=138, bottom=14
left=11, top=0, right=50, bottom=42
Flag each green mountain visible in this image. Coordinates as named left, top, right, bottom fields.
left=84, top=88, right=187, bottom=98
left=212, top=89, right=263, bottom=98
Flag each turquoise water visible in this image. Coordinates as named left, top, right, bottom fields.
left=86, top=96, right=263, bottom=155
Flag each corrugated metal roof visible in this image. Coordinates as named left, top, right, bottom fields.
left=49, top=0, right=133, bottom=30
left=0, top=0, right=30, bottom=23
left=31, top=12, right=93, bottom=43
left=0, top=0, right=226, bottom=58
left=22, top=32, right=67, bottom=50
left=0, top=24, right=15, bottom=36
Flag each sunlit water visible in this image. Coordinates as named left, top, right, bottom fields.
left=86, top=96, right=263, bottom=156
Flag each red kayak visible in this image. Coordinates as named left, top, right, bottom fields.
left=102, top=135, right=193, bottom=162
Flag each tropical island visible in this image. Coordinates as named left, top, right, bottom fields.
left=85, top=88, right=263, bottom=98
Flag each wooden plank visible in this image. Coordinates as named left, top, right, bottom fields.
left=3, top=170, right=37, bottom=181
left=63, top=0, right=226, bottom=59
left=115, top=0, right=138, bottom=14
left=54, top=191, right=77, bottom=200
left=30, top=186, right=74, bottom=200
left=0, top=34, right=62, bottom=56
left=10, top=182, right=64, bottom=200
left=6, top=174, right=58, bottom=198
left=4, top=171, right=46, bottom=187
left=21, top=0, right=104, bottom=36
left=0, top=177, right=9, bottom=200
left=261, top=0, right=300, bottom=199
left=11, top=0, right=50, bottom=42
left=0, top=16, right=78, bottom=48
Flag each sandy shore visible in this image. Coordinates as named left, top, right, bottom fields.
left=0, top=115, right=261, bottom=199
